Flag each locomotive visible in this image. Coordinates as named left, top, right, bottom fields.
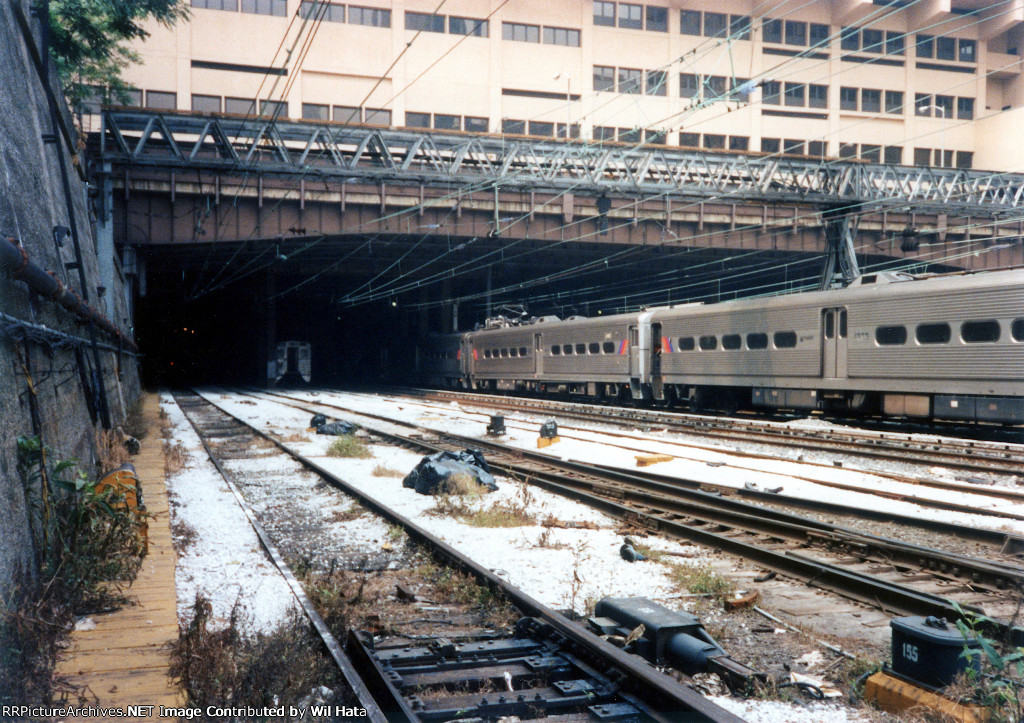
left=419, top=269, right=1024, bottom=424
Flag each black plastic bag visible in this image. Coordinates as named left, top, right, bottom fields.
left=402, top=449, right=497, bottom=495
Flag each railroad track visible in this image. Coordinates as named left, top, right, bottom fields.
left=243, top=388, right=1024, bottom=645
left=403, top=387, right=1024, bottom=481
left=172, top=391, right=744, bottom=723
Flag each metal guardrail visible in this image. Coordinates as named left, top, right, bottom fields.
left=97, top=109, right=1024, bottom=216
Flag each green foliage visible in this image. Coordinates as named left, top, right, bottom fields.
left=951, top=602, right=1024, bottom=723
left=325, top=434, right=372, bottom=459
left=44, top=0, right=189, bottom=108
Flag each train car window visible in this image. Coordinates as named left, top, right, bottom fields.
left=520, top=347, right=529, bottom=356
left=839, top=310, right=847, bottom=338
left=746, top=333, right=768, bottom=349
left=961, top=320, right=1001, bottom=343
left=499, top=348, right=507, bottom=357
left=509, top=348, right=518, bottom=357
left=1013, top=319, right=1024, bottom=342
left=551, top=345, right=561, bottom=355
left=722, top=334, right=741, bottom=350
left=603, top=341, right=616, bottom=354
left=589, top=342, right=600, bottom=354
left=699, top=335, right=717, bottom=350
left=773, top=331, right=797, bottom=348
left=492, top=349, right=500, bottom=358
left=875, top=325, right=907, bottom=345
left=678, top=336, right=695, bottom=350
left=824, top=311, right=834, bottom=339
left=563, top=344, right=574, bottom=355
left=916, top=323, right=951, bottom=344
left=576, top=343, right=587, bottom=354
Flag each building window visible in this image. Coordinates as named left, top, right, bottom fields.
left=594, top=1, right=615, bottom=26
left=407, top=11, right=445, bottom=32
left=679, top=132, right=699, bottom=147
left=299, top=1, right=344, bottom=21
left=913, top=147, right=931, bottom=166
left=731, top=15, right=751, bottom=40
left=146, top=90, right=177, bottom=109
left=861, top=28, right=883, bottom=52
left=502, top=119, right=526, bottom=134
left=959, top=39, right=976, bottom=63
left=225, top=97, right=254, bottom=115
left=349, top=6, right=390, bottom=27
left=935, top=94, right=954, bottom=118
left=364, top=108, right=391, bottom=126
left=432, top=113, right=459, bottom=130
left=762, top=18, right=782, bottom=44
left=957, top=97, right=974, bottom=119
left=704, top=75, right=726, bottom=98
left=916, top=34, right=934, bottom=58
left=884, top=145, right=902, bottom=164
left=680, top=73, right=699, bottom=98
left=885, top=90, right=903, bottom=114
left=886, top=31, right=904, bottom=55
left=915, top=93, right=932, bottom=115
left=619, top=128, right=641, bottom=143
left=936, top=36, right=956, bottom=61
left=761, top=137, right=780, bottom=153
left=704, top=12, right=726, bottom=38
left=618, top=3, right=642, bottom=29
left=301, top=102, right=328, bottom=120
left=807, top=140, right=826, bottom=157
left=680, top=9, right=700, bottom=35
left=704, top=133, right=725, bottom=149
left=192, top=94, right=221, bottom=113
left=785, top=20, right=806, bottom=46
left=192, top=0, right=238, bottom=9
left=594, top=65, right=616, bottom=91
left=729, top=135, right=749, bottom=151
left=241, top=0, right=286, bottom=16
left=841, top=27, right=859, bottom=51
left=450, top=16, right=488, bottom=36
left=528, top=121, right=554, bottom=136
left=784, top=82, right=805, bottom=107
left=646, top=69, right=667, bottom=96
left=956, top=151, right=973, bottom=169
left=619, top=67, right=642, bottom=94
left=503, top=22, right=539, bottom=42
left=406, top=111, right=431, bottom=128
left=783, top=139, right=804, bottom=155
left=594, top=126, right=616, bottom=141
left=465, top=116, right=488, bottom=132
left=840, top=87, right=858, bottom=111
left=861, top=88, right=881, bottom=113
left=259, top=99, right=287, bottom=117
left=839, top=143, right=858, bottom=159
left=333, top=105, right=360, bottom=122
left=543, top=26, right=580, bottom=46
left=809, top=22, right=828, bottom=47
left=860, top=144, right=880, bottom=162
left=762, top=80, right=781, bottom=105
left=646, top=6, right=668, bottom=31
left=808, top=84, right=828, bottom=108
left=645, top=128, right=665, bottom=143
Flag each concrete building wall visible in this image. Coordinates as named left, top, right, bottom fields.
left=0, top=1, right=141, bottom=598
left=118, top=0, right=1023, bottom=170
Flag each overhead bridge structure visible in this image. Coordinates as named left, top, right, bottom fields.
left=94, top=109, right=1024, bottom=288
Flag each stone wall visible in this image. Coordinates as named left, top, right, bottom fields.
left=0, top=1, right=141, bottom=600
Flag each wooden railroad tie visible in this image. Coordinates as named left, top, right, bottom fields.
left=635, top=454, right=673, bottom=467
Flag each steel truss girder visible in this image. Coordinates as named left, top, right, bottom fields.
left=98, top=109, right=1024, bottom=217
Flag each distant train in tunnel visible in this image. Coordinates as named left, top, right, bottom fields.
left=273, top=340, right=312, bottom=385
left=419, top=268, right=1024, bottom=424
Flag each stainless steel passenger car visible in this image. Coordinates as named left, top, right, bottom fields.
left=424, top=269, right=1024, bottom=424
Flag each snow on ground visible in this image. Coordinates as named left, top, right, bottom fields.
left=261, top=388, right=1024, bottom=535
left=197, top=389, right=710, bottom=613
left=710, top=696, right=873, bottom=723
left=161, top=393, right=295, bottom=633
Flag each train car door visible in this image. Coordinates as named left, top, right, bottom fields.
left=821, top=307, right=848, bottom=378
left=650, top=322, right=664, bottom=399
left=534, top=333, right=543, bottom=377
left=628, top=325, right=641, bottom=379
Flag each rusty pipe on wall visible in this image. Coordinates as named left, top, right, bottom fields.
left=0, top=237, right=138, bottom=353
